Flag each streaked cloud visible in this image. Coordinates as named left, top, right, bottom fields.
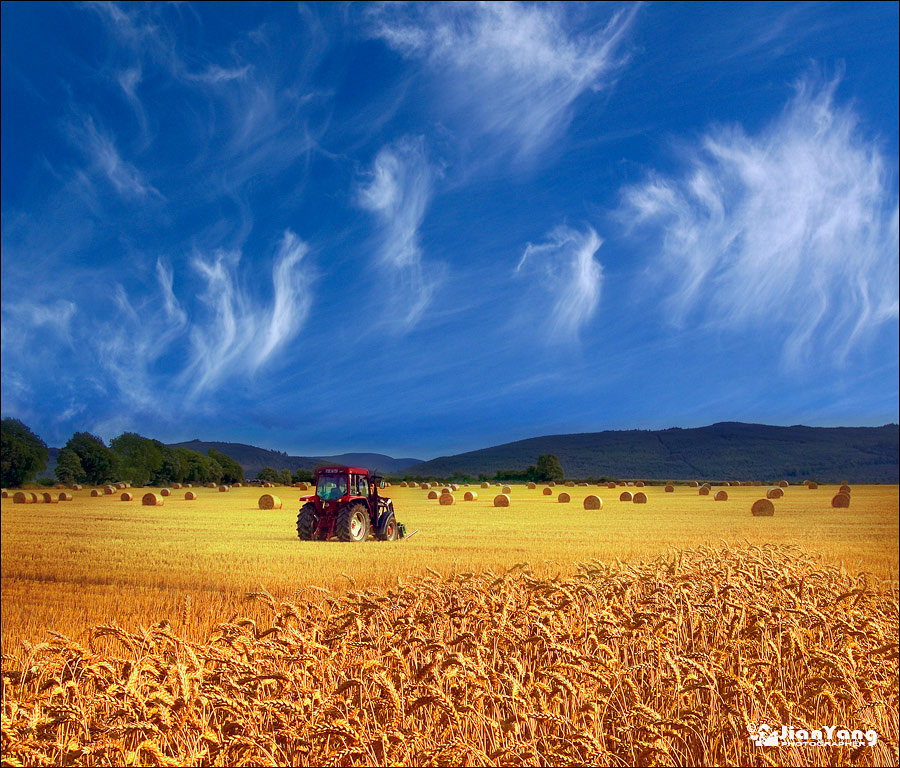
left=358, top=136, right=438, bottom=329
left=624, top=75, right=899, bottom=367
left=367, top=2, right=638, bottom=159
left=516, top=225, right=603, bottom=339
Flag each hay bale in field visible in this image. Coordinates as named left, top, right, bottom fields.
left=542, top=487, right=553, bottom=495
left=90, top=489, right=101, bottom=497
left=464, top=491, right=477, bottom=501
left=607, top=482, right=616, bottom=489
left=421, top=483, right=431, bottom=490
left=839, top=484, right=851, bottom=494
left=766, top=488, right=783, bottom=500
left=427, top=490, right=438, bottom=500
left=831, top=493, right=851, bottom=509
left=401, top=481, right=408, bottom=487
left=548, top=481, right=556, bottom=487
left=689, top=481, right=699, bottom=488
left=234, top=482, right=242, bottom=488
left=778, top=480, right=789, bottom=488
left=104, top=485, right=115, bottom=495
left=751, top=499, right=775, bottom=516
left=13, top=491, right=30, bottom=504
left=173, top=483, right=182, bottom=489
left=142, top=493, right=163, bottom=506
left=723, top=481, right=731, bottom=487
left=208, top=483, right=217, bottom=489
left=699, top=486, right=710, bottom=496
left=619, top=491, right=633, bottom=502
left=493, top=494, right=510, bottom=507
left=184, top=483, right=192, bottom=488
left=160, top=488, right=171, bottom=497
left=583, top=495, right=602, bottom=510
left=258, top=494, right=281, bottom=510
left=664, top=484, right=674, bottom=493
left=218, top=485, right=230, bottom=492
left=30, top=492, right=41, bottom=503
left=635, top=481, right=645, bottom=488
left=527, top=482, right=536, bottom=489
left=58, top=492, right=73, bottom=502
left=441, top=487, right=452, bottom=495
left=501, top=485, right=511, bottom=494
left=450, top=484, right=459, bottom=491
left=120, top=492, right=133, bottom=502
left=557, top=492, right=571, bottom=503
left=633, top=492, right=648, bottom=504
left=714, top=490, right=728, bottom=501
left=185, top=491, right=197, bottom=500
left=70, top=484, right=83, bottom=490
left=1, top=490, right=8, bottom=498
left=807, top=481, right=819, bottom=489
left=439, top=493, right=455, bottom=506
left=481, top=482, right=489, bottom=488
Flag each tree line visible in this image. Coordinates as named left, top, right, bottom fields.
left=1, top=418, right=244, bottom=487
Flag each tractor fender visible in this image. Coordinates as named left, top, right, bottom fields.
left=375, top=500, right=395, bottom=534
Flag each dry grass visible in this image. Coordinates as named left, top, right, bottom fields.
left=2, top=544, right=897, bottom=766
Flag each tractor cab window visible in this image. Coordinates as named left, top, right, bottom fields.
left=317, top=474, right=347, bottom=501
left=358, top=476, right=369, bottom=497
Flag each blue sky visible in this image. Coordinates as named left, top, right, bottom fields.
left=2, top=2, right=898, bottom=458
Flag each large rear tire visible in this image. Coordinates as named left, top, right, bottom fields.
left=336, top=502, right=371, bottom=542
left=297, top=502, right=317, bottom=541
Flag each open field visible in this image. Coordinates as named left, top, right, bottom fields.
left=2, top=482, right=897, bottom=653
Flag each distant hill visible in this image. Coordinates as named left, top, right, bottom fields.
left=405, top=423, right=899, bottom=483
left=168, top=440, right=422, bottom=478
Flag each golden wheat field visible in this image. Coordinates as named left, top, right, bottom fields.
left=2, top=483, right=899, bottom=765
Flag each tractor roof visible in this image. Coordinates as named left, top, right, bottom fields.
left=315, top=465, right=370, bottom=475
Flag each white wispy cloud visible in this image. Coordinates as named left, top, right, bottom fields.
left=516, top=225, right=603, bottom=338
left=358, top=136, right=437, bottom=329
left=367, top=2, right=638, bottom=159
left=69, top=115, right=160, bottom=199
left=623, top=75, right=899, bottom=367
left=181, top=230, right=313, bottom=396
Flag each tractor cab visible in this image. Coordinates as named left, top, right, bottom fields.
left=297, top=466, right=403, bottom=542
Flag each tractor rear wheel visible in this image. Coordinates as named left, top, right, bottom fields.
left=378, top=513, right=400, bottom=541
left=296, top=502, right=317, bottom=541
left=336, top=502, right=370, bottom=542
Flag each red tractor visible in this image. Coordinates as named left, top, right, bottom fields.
left=296, top=466, right=405, bottom=542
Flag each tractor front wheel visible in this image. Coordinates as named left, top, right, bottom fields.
left=336, top=502, right=370, bottom=542
left=378, top=513, right=400, bottom=541
left=297, top=502, right=317, bottom=541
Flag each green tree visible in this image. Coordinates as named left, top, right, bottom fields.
left=278, top=468, right=292, bottom=485
left=257, top=467, right=278, bottom=483
left=292, top=468, right=314, bottom=483
left=54, top=447, right=85, bottom=485
left=1, top=418, right=49, bottom=486
left=65, top=432, right=118, bottom=484
left=535, top=454, right=564, bottom=482
left=208, top=448, right=244, bottom=484
left=110, top=432, right=163, bottom=486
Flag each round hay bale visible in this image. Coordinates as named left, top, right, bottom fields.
left=117, top=482, right=126, bottom=489
left=71, top=484, right=82, bottom=490
left=427, top=490, right=438, bottom=500
left=635, top=481, right=645, bottom=488
left=664, top=484, right=674, bottom=493
left=441, top=487, right=452, bottom=495
left=565, top=481, right=575, bottom=487
left=807, top=481, right=818, bottom=489
left=233, top=482, right=242, bottom=488
left=401, top=481, right=408, bottom=487
left=56, top=484, right=65, bottom=489
left=185, top=491, right=197, bottom=500
left=58, top=492, right=73, bottom=502
left=493, top=494, right=510, bottom=507
left=714, top=490, right=728, bottom=501
left=1, top=490, right=8, bottom=498
left=607, top=482, right=616, bottom=489
left=577, top=482, right=588, bottom=487
left=29, top=492, right=41, bottom=503
left=481, top=482, right=489, bottom=488
left=723, top=481, right=731, bottom=487
left=173, top=483, right=182, bottom=489
left=184, top=483, right=192, bottom=488
left=548, top=481, right=556, bottom=487
left=450, top=484, right=459, bottom=491
left=583, top=495, right=602, bottom=510
left=218, top=485, right=230, bottom=492
left=464, top=491, right=477, bottom=501
left=421, top=483, right=431, bottom=490
left=701, top=483, right=711, bottom=490
left=542, top=487, right=553, bottom=495
left=838, top=484, right=851, bottom=494
left=142, top=493, right=163, bottom=506
left=557, top=492, right=571, bottom=503
left=13, top=491, right=30, bottom=504
left=439, top=493, right=455, bottom=506
left=258, top=494, right=282, bottom=510
left=120, top=492, right=133, bottom=502
left=160, top=488, right=171, bottom=497
left=766, top=488, right=783, bottom=500
left=526, top=482, right=536, bottom=489
left=501, top=485, right=511, bottom=494
left=689, top=481, right=699, bottom=488
left=90, top=489, right=101, bottom=497
left=831, top=492, right=851, bottom=508
left=633, top=492, right=648, bottom=504
left=619, top=491, right=633, bottom=502
left=104, top=485, right=115, bottom=495
left=751, top=499, right=775, bottom=516
left=778, top=480, right=789, bottom=488
left=698, top=486, right=710, bottom=496
left=208, top=482, right=217, bottom=489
